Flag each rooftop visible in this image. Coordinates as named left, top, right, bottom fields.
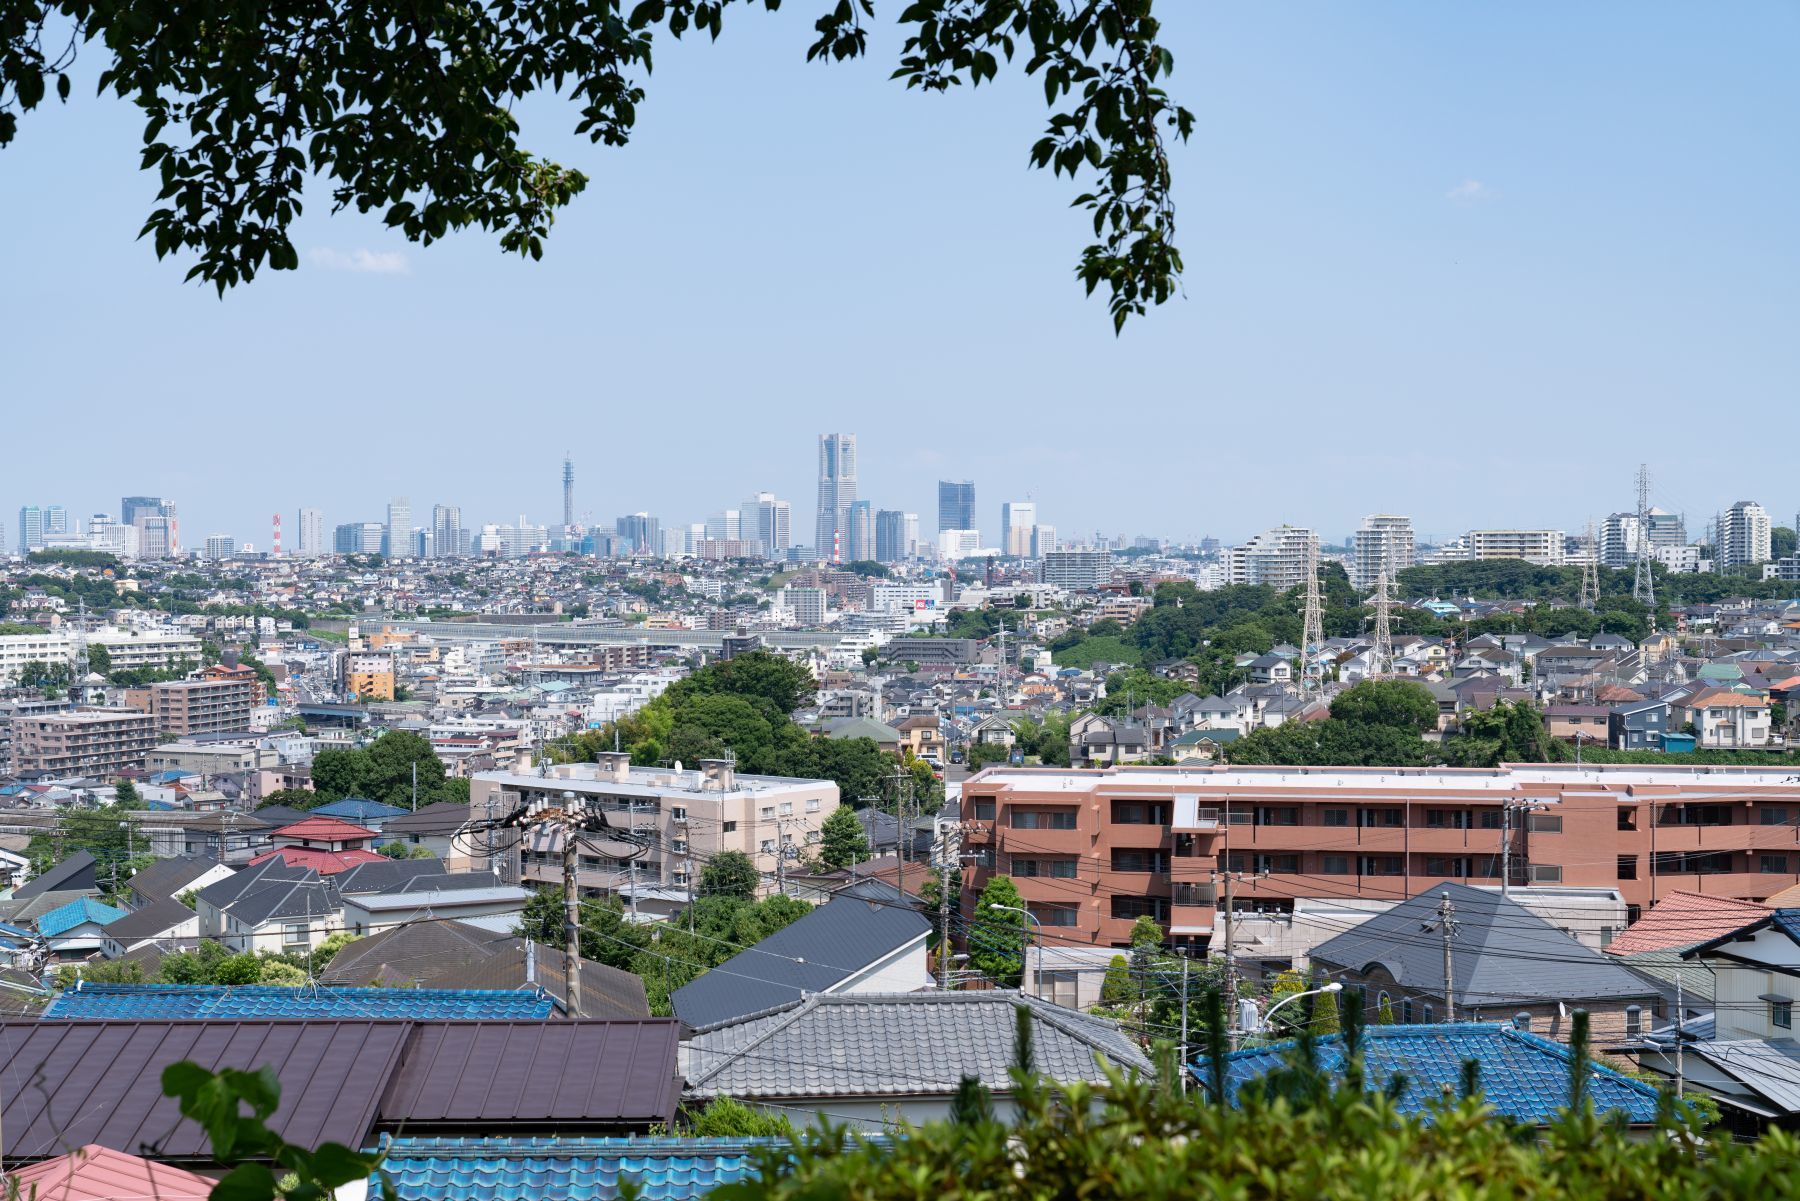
left=967, top=762, right=1800, bottom=793
left=43, top=983, right=554, bottom=1021
left=377, top=1136, right=776, bottom=1201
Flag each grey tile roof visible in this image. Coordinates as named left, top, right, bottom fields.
left=1311, top=882, right=1659, bottom=1010
left=671, top=880, right=930, bottom=1029
left=126, top=856, right=223, bottom=903
left=683, top=991, right=1152, bottom=1099
left=1689, top=1039, right=1800, bottom=1115
left=13, top=851, right=97, bottom=900
left=101, top=897, right=197, bottom=943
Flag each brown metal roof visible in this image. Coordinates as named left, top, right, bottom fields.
left=0, top=1020, right=406, bottom=1160
left=0, top=1018, right=681, bottom=1163
left=380, top=1020, right=682, bottom=1126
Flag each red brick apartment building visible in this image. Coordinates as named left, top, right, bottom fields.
left=960, top=764, right=1800, bottom=950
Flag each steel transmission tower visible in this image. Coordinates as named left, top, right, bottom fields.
left=1370, top=572, right=1394, bottom=677
left=1632, top=463, right=1655, bottom=607
left=1299, top=538, right=1325, bottom=695
left=1579, top=519, right=1599, bottom=611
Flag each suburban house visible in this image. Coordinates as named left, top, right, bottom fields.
left=376, top=801, right=481, bottom=866
left=36, top=897, right=129, bottom=961
left=1201, top=1024, right=1662, bottom=1127
left=318, top=919, right=651, bottom=1018
left=123, top=857, right=234, bottom=909
left=1068, top=713, right=1151, bottom=767
left=194, top=858, right=339, bottom=954
left=1675, top=688, right=1774, bottom=749
left=9, top=851, right=97, bottom=901
left=895, top=714, right=945, bottom=764
left=100, top=898, right=203, bottom=958
left=681, top=991, right=1151, bottom=1130
left=338, top=872, right=527, bottom=938
left=1310, top=883, right=1662, bottom=1045
left=1602, top=890, right=1769, bottom=1015
left=671, top=879, right=931, bottom=1029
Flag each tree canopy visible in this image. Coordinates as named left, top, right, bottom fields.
left=2, top=0, right=1191, bottom=329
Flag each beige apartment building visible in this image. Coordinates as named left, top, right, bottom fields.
left=469, top=753, right=840, bottom=898
left=960, top=763, right=1800, bottom=953
left=137, top=676, right=260, bottom=737
left=14, top=708, right=158, bottom=777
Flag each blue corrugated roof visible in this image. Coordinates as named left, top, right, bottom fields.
left=376, top=1137, right=779, bottom=1201
left=44, top=983, right=555, bottom=1021
left=1196, top=1023, right=1662, bottom=1125
left=314, top=797, right=410, bottom=821
left=36, top=897, right=129, bottom=938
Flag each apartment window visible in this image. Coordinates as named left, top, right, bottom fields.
left=759, top=839, right=775, bottom=854
left=1424, top=809, right=1469, bottom=830
left=1359, top=808, right=1402, bottom=828
left=1041, top=971, right=1080, bottom=1009
left=1033, top=903, right=1081, bottom=927
left=1112, top=849, right=1169, bottom=874
left=671, top=839, right=688, bottom=855
left=1012, top=808, right=1078, bottom=830
left=973, top=800, right=996, bottom=821
left=1762, top=855, right=1790, bottom=874
left=670, top=806, right=688, bottom=822
left=1110, top=800, right=1168, bottom=825
left=1764, top=807, right=1791, bottom=826
left=1617, top=809, right=1636, bottom=831
left=1321, top=808, right=1349, bottom=828
left=1528, top=863, right=1563, bottom=883
left=1478, top=811, right=1504, bottom=830
left=1625, top=1006, right=1642, bottom=1038
left=806, top=798, right=821, bottom=813
left=1110, top=895, right=1168, bottom=921
left=778, top=802, right=794, bottom=816
left=966, top=847, right=996, bottom=869
left=722, top=820, right=737, bottom=833
left=760, top=806, right=775, bottom=820
left=1359, top=856, right=1403, bottom=877
left=1526, top=814, right=1562, bottom=834
left=1617, top=855, right=1638, bottom=880
left=1424, top=857, right=1472, bottom=878
left=1321, top=855, right=1351, bottom=875
left=1660, top=804, right=1731, bottom=827
left=1013, top=857, right=1078, bottom=878
left=673, top=871, right=690, bottom=886
left=1256, top=807, right=1299, bottom=827
left=805, top=830, right=820, bottom=844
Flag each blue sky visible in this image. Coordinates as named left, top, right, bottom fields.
left=2, top=2, right=1795, bottom=549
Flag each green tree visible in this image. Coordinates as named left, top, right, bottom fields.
left=1328, top=679, right=1439, bottom=733
left=970, top=875, right=1026, bottom=988
left=112, top=778, right=140, bottom=807
left=699, top=850, right=760, bottom=902
left=1100, top=955, right=1134, bottom=1008
left=680, top=1096, right=795, bottom=1138
left=257, top=787, right=326, bottom=811
left=1309, top=983, right=1341, bottom=1036
left=86, top=641, right=112, bottom=675
left=1265, top=970, right=1307, bottom=1036
left=1773, top=527, right=1797, bottom=562
left=817, top=805, right=871, bottom=870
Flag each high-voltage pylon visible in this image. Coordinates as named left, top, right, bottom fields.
left=1579, top=519, right=1600, bottom=610
left=1370, top=572, right=1394, bottom=678
left=1632, top=463, right=1656, bottom=608
left=1299, top=538, right=1325, bottom=695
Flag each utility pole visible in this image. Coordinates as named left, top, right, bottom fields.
left=1178, top=952, right=1191, bottom=1088
left=1423, top=891, right=1459, bottom=1022
left=1211, top=865, right=1263, bottom=1049
left=562, top=802, right=583, bottom=1017
left=1675, top=967, right=1685, bottom=1098
left=937, top=823, right=960, bottom=990
left=411, top=760, right=418, bottom=812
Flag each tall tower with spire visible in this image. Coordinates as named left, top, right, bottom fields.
left=562, top=454, right=575, bottom=534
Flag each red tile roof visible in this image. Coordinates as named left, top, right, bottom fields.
left=249, top=846, right=387, bottom=875
left=272, top=816, right=379, bottom=841
left=4, top=1144, right=214, bottom=1201
left=1604, top=890, right=1769, bottom=957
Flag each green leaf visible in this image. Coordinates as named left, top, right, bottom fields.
left=211, top=1163, right=280, bottom=1201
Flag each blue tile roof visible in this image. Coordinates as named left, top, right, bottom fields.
left=376, top=1137, right=780, bottom=1201
left=1196, top=1024, right=1662, bottom=1126
left=44, top=983, right=556, bottom=1021
left=36, top=897, right=129, bottom=938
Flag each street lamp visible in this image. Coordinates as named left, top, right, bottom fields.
left=1255, top=981, right=1344, bottom=1037
left=990, top=903, right=1043, bottom=998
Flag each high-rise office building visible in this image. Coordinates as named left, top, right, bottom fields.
left=384, top=497, right=411, bottom=558
left=705, top=510, right=742, bottom=543
left=615, top=513, right=660, bottom=556
left=1351, top=514, right=1416, bottom=589
left=742, top=493, right=792, bottom=558
left=815, top=434, right=857, bottom=562
left=432, top=504, right=463, bottom=559
left=846, top=500, right=874, bottom=562
left=295, top=508, right=325, bottom=557
left=43, top=506, right=69, bottom=537
left=1030, top=525, right=1057, bottom=557
left=121, top=497, right=176, bottom=556
left=1001, top=501, right=1037, bottom=557
left=334, top=522, right=385, bottom=554
left=938, top=480, right=975, bottom=532
left=1719, top=501, right=1772, bottom=567
left=17, top=506, right=46, bottom=553
left=875, top=509, right=910, bottom=563
left=120, top=497, right=163, bottom=528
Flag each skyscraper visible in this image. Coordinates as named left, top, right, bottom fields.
left=1720, top=500, right=1772, bottom=567
left=120, top=497, right=163, bottom=528
left=615, top=513, right=660, bottom=556
left=432, top=504, right=463, bottom=559
left=938, top=480, right=975, bottom=532
left=121, top=497, right=176, bottom=556
left=742, top=492, right=792, bottom=558
left=1001, top=501, right=1037, bottom=557
left=815, top=433, right=857, bottom=562
left=384, top=497, right=411, bottom=558
left=295, top=508, right=325, bottom=557
left=17, top=506, right=45, bottom=553
left=846, top=500, right=874, bottom=562
left=875, top=509, right=909, bottom=563
left=1351, top=515, right=1415, bottom=589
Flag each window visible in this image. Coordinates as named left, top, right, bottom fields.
left=1660, top=804, right=1731, bottom=827
left=1256, top=806, right=1298, bottom=827
left=966, top=847, right=995, bottom=869
left=1425, top=857, right=1472, bottom=878
left=1042, top=970, right=1081, bottom=1008
left=1478, top=811, right=1504, bottom=830
left=1425, top=809, right=1469, bottom=830
left=1422, top=1005, right=1434, bottom=1023
left=722, top=820, right=738, bottom=833
left=1617, top=809, right=1636, bottom=831
left=1402, top=999, right=1414, bottom=1024
left=1112, top=850, right=1169, bottom=874
left=670, top=806, right=688, bottom=822
left=1012, top=808, right=1078, bottom=830
left=1617, top=855, right=1638, bottom=880
left=759, top=839, right=775, bottom=854
left=1112, top=801, right=1148, bottom=824
left=1762, top=855, right=1789, bottom=874
left=973, top=800, right=996, bottom=821
left=1322, top=809, right=1349, bottom=827
left=805, top=830, right=820, bottom=844
left=671, top=838, right=688, bottom=854
left=1764, top=807, right=1791, bottom=826
left=1110, top=895, right=1168, bottom=921
left=1359, top=808, right=1403, bottom=828
left=1321, top=855, right=1351, bottom=875
left=760, top=806, right=775, bottom=819
left=1526, top=814, right=1562, bottom=833
left=1034, top=903, right=1081, bottom=927
left=1600, top=926, right=1616, bottom=948
left=1014, top=857, right=1078, bottom=878
left=1775, top=1001, right=1794, bottom=1030
left=778, top=802, right=793, bottom=816
left=806, top=798, right=821, bottom=813
left=282, top=922, right=309, bottom=948
left=1529, top=863, right=1563, bottom=883
left=1359, top=856, right=1403, bottom=877
left=1625, top=1006, right=1642, bottom=1037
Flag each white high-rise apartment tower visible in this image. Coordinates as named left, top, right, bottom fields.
left=1351, top=515, right=1415, bottom=589
left=1719, top=500, right=1772, bottom=567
